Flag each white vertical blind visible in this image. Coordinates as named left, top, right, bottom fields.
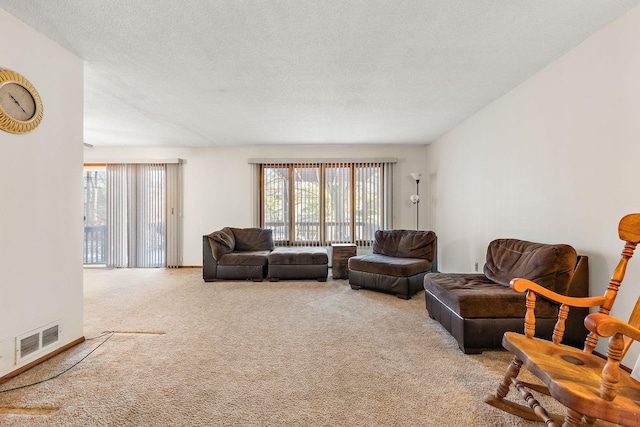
left=262, top=165, right=290, bottom=241
left=293, top=164, right=321, bottom=245
left=137, top=163, right=165, bottom=267
left=325, top=163, right=351, bottom=243
left=106, top=164, right=128, bottom=267
left=354, top=162, right=385, bottom=244
left=166, top=163, right=182, bottom=268
left=383, top=162, right=394, bottom=230
left=105, top=162, right=182, bottom=268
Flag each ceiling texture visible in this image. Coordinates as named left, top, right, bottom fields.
left=1, top=1, right=639, bottom=148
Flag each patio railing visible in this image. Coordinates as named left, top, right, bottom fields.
left=84, top=225, right=106, bottom=264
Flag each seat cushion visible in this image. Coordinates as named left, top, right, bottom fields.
left=268, top=247, right=328, bottom=265
left=217, top=250, right=270, bottom=266
left=424, top=272, right=558, bottom=318
left=349, top=254, right=433, bottom=277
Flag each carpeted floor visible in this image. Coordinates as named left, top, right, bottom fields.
left=0, top=268, right=565, bottom=426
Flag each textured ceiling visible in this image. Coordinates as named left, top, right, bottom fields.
left=1, top=1, right=639, bottom=147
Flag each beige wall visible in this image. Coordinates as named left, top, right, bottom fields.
left=427, top=6, right=640, bottom=363
left=85, top=144, right=429, bottom=266
left=0, top=10, right=84, bottom=377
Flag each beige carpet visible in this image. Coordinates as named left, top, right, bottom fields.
left=0, top=268, right=565, bottom=426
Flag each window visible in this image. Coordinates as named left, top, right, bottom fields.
left=260, top=162, right=393, bottom=246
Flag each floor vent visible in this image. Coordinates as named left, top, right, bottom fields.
left=15, top=322, right=61, bottom=364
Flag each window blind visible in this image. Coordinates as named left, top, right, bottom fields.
left=259, top=161, right=393, bottom=247
left=105, top=162, right=182, bottom=268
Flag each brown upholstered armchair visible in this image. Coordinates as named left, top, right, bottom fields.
left=348, top=229, right=438, bottom=299
left=423, top=239, right=589, bottom=354
left=203, top=227, right=275, bottom=281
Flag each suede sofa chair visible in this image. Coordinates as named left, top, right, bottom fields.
left=423, top=238, right=589, bottom=354
left=348, top=229, right=438, bottom=299
left=203, top=227, right=275, bottom=281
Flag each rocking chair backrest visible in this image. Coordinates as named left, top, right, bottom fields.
left=621, top=297, right=640, bottom=357
left=584, top=213, right=640, bottom=353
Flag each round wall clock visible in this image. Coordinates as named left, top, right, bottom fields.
left=0, top=69, right=43, bottom=134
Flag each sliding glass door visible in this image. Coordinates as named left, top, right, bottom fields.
left=84, top=162, right=182, bottom=268
left=106, top=163, right=166, bottom=268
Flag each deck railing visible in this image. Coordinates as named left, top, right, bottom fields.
left=84, top=225, right=106, bottom=264
left=264, top=221, right=378, bottom=246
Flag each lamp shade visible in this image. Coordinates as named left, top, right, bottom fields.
left=410, top=172, right=422, bottom=182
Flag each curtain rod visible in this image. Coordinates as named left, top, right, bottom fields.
left=247, top=157, right=397, bottom=164
left=83, top=158, right=183, bottom=164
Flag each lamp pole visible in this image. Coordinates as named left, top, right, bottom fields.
left=410, top=173, right=422, bottom=231
left=415, top=179, right=419, bottom=230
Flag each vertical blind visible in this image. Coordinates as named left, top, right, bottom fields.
left=260, top=161, right=393, bottom=247
left=105, top=163, right=182, bottom=268
left=165, top=163, right=182, bottom=268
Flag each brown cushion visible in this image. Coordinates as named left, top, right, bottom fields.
left=207, top=227, right=235, bottom=260
left=268, top=247, right=328, bottom=265
left=348, top=254, right=433, bottom=277
left=424, top=273, right=558, bottom=318
left=372, top=229, right=436, bottom=260
left=484, top=239, right=577, bottom=294
left=217, top=250, right=270, bottom=266
left=230, top=228, right=275, bottom=251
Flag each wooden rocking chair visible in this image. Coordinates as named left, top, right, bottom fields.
left=483, top=213, right=640, bottom=426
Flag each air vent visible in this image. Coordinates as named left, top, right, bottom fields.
left=42, top=325, right=59, bottom=347
left=15, top=321, right=62, bottom=364
left=19, top=333, right=40, bottom=359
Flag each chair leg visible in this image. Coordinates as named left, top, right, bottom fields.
left=512, top=378, right=559, bottom=427
left=497, top=355, right=523, bottom=399
left=562, top=409, right=584, bottom=427
left=484, top=355, right=550, bottom=422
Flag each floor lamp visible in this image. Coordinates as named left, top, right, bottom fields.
left=410, top=173, right=422, bottom=230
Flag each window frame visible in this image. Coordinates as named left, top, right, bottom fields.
left=259, top=162, right=387, bottom=247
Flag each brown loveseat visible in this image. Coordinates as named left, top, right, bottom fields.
left=348, top=229, right=438, bottom=299
left=203, top=227, right=329, bottom=282
left=423, top=238, right=589, bottom=354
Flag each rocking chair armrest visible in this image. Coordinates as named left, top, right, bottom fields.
left=584, top=313, right=640, bottom=341
left=510, top=278, right=606, bottom=308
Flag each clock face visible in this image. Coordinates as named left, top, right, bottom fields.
left=0, top=82, right=36, bottom=121
left=0, top=69, right=43, bottom=134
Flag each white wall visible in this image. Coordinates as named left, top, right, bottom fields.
left=0, top=10, right=84, bottom=377
left=427, top=5, right=640, bottom=363
left=84, top=144, right=429, bottom=266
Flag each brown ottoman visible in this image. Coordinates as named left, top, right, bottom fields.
left=267, top=247, right=328, bottom=281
